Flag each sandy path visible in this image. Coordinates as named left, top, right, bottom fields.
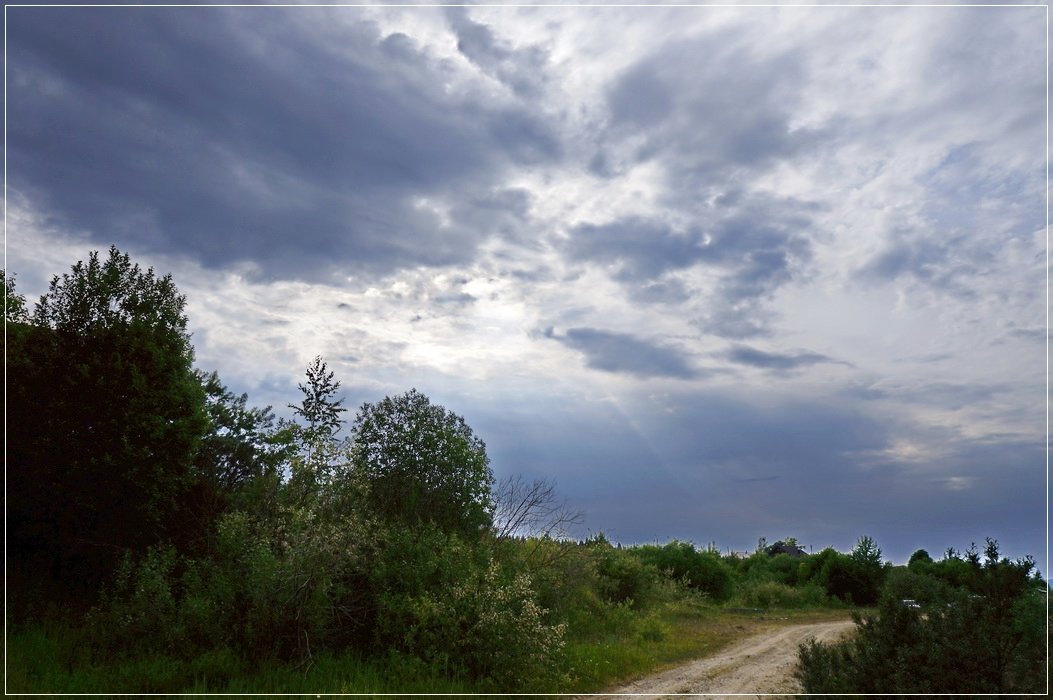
left=586, top=619, right=855, bottom=698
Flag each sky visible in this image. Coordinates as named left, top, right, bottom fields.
left=5, top=3, right=1047, bottom=566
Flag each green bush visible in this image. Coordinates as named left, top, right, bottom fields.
left=735, top=580, right=831, bottom=609
left=879, top=567, right=952, bottom=608
left=635, top=541, right=734, bottom=602
left=817, top=549, right=886, bottom=606
left=371, top=526, right=566, bottom=690
left=592, top=542, right=656, bottom=605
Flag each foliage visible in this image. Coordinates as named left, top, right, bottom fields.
left=370, top=525, right=567, bottom=690
left=583, top=535, right=656, bottom=605
left=188, top=370, right=292, bottom=554
left=797, top=538, right=1046, bottom=695
left=3, top=269, right=29, bottom=322
left=89, top=483, right=376, bottom=663
left=907, top=548, right=933, bottom=567
left=635, top=540, right=734, bottom=602
left=289, top=355, right=347, bottom=448
left=499, top=536, right=606, bottom=631
left=734, top=580, right=832, bottom=609
left=812, top=537, right=888, bottom=606
left=737, top=551, right=803, bottom=585
left=8, top=246, right=209, bottom=600
left=353, top=389, right=494, bottom=537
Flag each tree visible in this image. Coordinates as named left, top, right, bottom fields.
left=184, top=370, right=293, bottom=553
left=3, top=269, right=29, bottom=322
left=908, top=548, right=933, bottom=567
left=289, top=355, right=346, bottom=445
left=7, top=247, right=209, bottom=601
left=816, top=539, right=886, bottom=607
left=352, top=389, right=494, bottom=537
left=285, top=356, right=353, bottom=505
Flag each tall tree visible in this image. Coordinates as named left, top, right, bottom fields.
left=289, top=355, right=346, bottom=444
left=8, top=247, right=209, bottom=602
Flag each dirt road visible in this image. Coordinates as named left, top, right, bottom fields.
left=588, top=619, right=855, bottom=698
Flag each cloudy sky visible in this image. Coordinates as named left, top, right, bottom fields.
left=6, top=3, right=1046, bottom=564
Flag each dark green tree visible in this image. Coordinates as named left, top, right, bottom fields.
left=797, top=538, right=1045, bottom=694
left=7, top=247, right=209, bottom=603
left=185, top=370, right=293, bottom=553
left=353, top=389, right=494, bottom=537
left=907, top=548, right=933, bottom=568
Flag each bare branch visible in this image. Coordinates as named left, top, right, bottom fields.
left=493, top=474, right=583, bottom=541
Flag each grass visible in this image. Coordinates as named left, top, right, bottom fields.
left=7, top=604, right=853, bottom=696
left=6, top=624, right=482, bottom=696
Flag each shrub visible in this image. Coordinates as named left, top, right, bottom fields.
left=635, top=541, right=734, bottom=602
left=89, top=546, right=181, bottom=653
left=371, top=526, right=565, bottom=690
left=498, top=536, right=603, bottom=628
left=89, top=501, right=377, bottom=663
left=879, top=567, right=952, bottom=608
left=818, top=550, right=885, bottom=606
left=735, top=580, right=830, bottom=609
left=593, top=544, right=655, bottom=605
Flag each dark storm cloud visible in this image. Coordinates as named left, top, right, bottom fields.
left=7, top=7, right=561, bottom=280
left=723, top=345, right=844, bottom=372
left=446, top=187, right=535, bottom=243
left=566, top=202, right=812, bottom=284
left=544, top=327, right=698, bottom=379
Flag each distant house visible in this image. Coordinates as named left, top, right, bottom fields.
left=765, top=541, right=808, bottom=558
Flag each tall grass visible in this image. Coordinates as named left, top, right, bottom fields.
left=8, top=594, right=851, bottom=695
left=6, top=623, right=481, bottom=695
